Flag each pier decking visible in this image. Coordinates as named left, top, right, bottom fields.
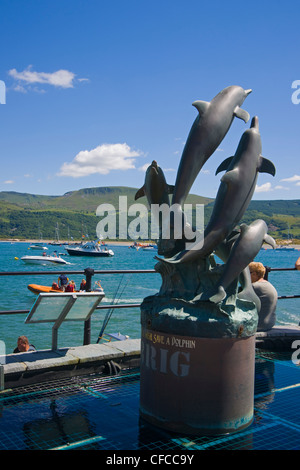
left=1, top=339, right=140, bottom=389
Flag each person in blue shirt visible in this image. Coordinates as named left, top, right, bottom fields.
left=58, top=274, right=69, bottom=291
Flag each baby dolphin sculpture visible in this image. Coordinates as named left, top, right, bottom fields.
left=207, top=219, right=276, bottom=305
left=159, top=116, right=276, bottom=264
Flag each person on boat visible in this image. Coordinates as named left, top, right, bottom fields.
left=58, top=274, right=69, bottom=291
left=249, top=262, right=278, bottom=332
left=51, top=282, right=61, bottom=291
left=295, top=256, right=300, bottom=270
left=95, top=280, right=103, bottom=291
left=80, top=279, right=87, bottom=291
left=13, top=335, right=36, bottom=353
left=65, top=280, right=76, bottom=292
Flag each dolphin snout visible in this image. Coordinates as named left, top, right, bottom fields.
left=245, top=89, right=252, bottom=96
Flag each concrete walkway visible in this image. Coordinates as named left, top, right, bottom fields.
left=1, top=339, right=141, bottom=389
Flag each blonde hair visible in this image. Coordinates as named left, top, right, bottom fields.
left=249, top=262, right=265, bottom=279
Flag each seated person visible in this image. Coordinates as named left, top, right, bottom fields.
left=80, top=279, right=86, bottom=291
left=51, top=282, right=61, bottom=291
left=13, top=335, right=36, bottom=353
left=65, top=280, right=76, bottom=292
left=249, top=262, right=278, bottom=332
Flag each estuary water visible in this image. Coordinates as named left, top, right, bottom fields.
left=0, top=242, right=299, bottom=354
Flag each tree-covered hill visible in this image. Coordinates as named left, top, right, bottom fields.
left=0, top=187, right=299, bottom=241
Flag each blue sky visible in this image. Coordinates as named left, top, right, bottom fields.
left=0, top=0, right=299, bottom=200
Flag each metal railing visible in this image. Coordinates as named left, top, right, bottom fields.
left=0, top=267, right=157, bottom=345
left=0, top=265, right=299, bottom=346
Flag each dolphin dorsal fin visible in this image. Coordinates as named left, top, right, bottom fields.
left=192, top=100, right=210, bottom=115
left=135, top=186, right=145, bottom=200
left=258, top=156, right=276, bottom=176
left=215, top=156, right=234, bottom=175
left=167, top=184, right=175, bottom=194
left=233, top=106, right=250, bottom=123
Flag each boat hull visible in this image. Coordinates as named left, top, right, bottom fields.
left=27, top=283, right=104, bottom=295
left=27, top=284, right=64, bottom=294
left=21, top=256, right=69, bottom=265
left=66, top=249, right=113, bottom=257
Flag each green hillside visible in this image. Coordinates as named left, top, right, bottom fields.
left=0, top=187, right=299, bottom=241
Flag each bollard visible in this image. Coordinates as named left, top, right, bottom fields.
left=83, top=267, right=94, bottom=345
left=0, top=365, right=4, bottom=391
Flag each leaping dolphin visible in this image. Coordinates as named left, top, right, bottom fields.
left=158, top=116, right=276, bottom=264
left=207, top=219, right=276, bottom=306
left=171, top=85, right=252, bottom=210
left=159, top=85, right=252, bottom=257
left=135, top=160, right=174, bottom=206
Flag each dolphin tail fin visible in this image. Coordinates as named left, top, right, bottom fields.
left=192, top=100, right=210, bottom=115
left=264, top=234, right=276, bottom=249
left=215, top=156, right=234, bottom=175
left=209, top=285, right=227, bottom=304
left=135, top=186, right=145, bottom=200
left=258, top=156, right=276, bottom=176
left=237, top=286, right=261, bottom=312
left=234, top=106, right=250, bottom=123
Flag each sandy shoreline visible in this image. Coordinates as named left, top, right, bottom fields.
left=0, top=239, right=139, bottom=246
left=1, top=239, right=299, bottom=249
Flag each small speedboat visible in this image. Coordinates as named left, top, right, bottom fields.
left=66, top=240, right=114, bottom=257
left=29, top=244, right=48, bottom=250
left=21, top=254, right=71, bottom=265
left=28, top=281, right=104, bottom=295
left=27, top=284, right=65, bottom=294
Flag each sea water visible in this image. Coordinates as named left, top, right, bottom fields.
left=0, top=242, right=299, bottom=353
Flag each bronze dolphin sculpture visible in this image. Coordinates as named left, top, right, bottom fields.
left=158, top=116, right=276, bottom=264
left=159, top=85, right=252, bottom=257
left=135, top=161, right=175, bottom=248
left=207, top=219, right=276, bottom=306
left=171, top=85, right=252, bottom=210
left=135, top=160, right=174, bottom=206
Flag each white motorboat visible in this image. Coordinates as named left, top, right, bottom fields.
left=66, top=240, right=114, bottom=257
left=29, top=244, right=48, bottom=250
left=21, top=254, right=71, bottom=265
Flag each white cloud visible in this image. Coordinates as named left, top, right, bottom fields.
left=274, top=185, right=289, bottom=191
left=280, top=174, right=300, bottom=183
left=8, top=66, right=87, bottom=90
left=138, top=163, right=175, bottom=173
left=58, top=143, right=141, bottom=178
left=255, top=182, right=272, bottom=193
left=13, top=84, right=27, bottom=93
left=4, top=180, right=14, bottom=184
left=139, top=163, right=151, bottom=172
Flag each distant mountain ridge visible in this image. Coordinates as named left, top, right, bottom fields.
left=0, top=186, right=299, bottom=240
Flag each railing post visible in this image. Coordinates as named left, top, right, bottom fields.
left=83, top=267, right=94, bottom=345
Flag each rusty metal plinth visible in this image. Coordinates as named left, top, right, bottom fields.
left=140, top=329, right=255, bottom=435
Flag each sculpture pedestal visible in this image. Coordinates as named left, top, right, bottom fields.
left=140, top=328, right=255, bottom=435
left=139, top=258, right=258, bottom=435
